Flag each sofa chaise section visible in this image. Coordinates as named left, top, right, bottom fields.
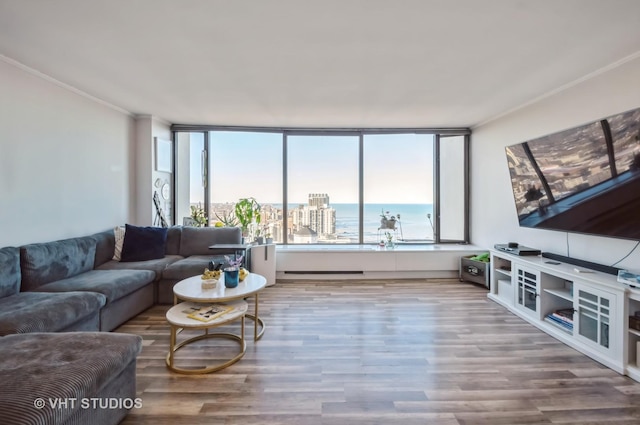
left=20, top=237, right=155, bottom=331
left=0, top=246, right=105, bottom=335
left=0, top=332, right=142, bottom=425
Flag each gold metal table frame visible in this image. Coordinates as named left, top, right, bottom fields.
left=165, top=300, right=248, bottom=374
left=166, top=273, right=267, bottom=374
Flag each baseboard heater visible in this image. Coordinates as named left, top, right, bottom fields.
left=283, top=270, right=364, bottom=275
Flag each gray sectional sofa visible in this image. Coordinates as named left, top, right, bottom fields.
left=0, top=246, right=106, bottom=336
left=19, top=235, right=156, bottom=332
left=94, top=225, right=243, bottom=304
left=0, top=224, right=243, bottom=425
left=0, top=244, right=143, bottom=425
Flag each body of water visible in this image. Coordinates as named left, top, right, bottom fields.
left=333, top=203, right=434, bottom=242
left=277, top=203, right=434, bottom=242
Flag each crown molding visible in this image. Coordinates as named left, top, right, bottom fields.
left=0, top=53, right=134, bottom=117
left=472, top=50, right=640, bottom=129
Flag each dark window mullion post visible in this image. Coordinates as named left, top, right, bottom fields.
left=464, top=134, right=470, bottom=243
left=359, top=133, right=364, bottom=244
left=204, top=131, right=211, bottom=226
left=434, top=134, right=440, bottom=243
left=282, top=133, right=288, bottom=245
left=171, top=130, right=176, bottom=226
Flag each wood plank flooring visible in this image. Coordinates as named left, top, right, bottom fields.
left=116, top=279, right=640, bottom=424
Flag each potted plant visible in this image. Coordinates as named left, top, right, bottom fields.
left=190, top=203, right=208, bottom=227
left=214, top=210, right=238, bottom=227
left=265, top=233, right=273, bottom=244
left=380, top=209, right=397, bottom=230
left=235, top=197, right=261, bottom=240
left=255, top=229, right=264, bottom=245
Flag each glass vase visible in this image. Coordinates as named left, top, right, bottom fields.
left=224, top=268, right=240, bottom=288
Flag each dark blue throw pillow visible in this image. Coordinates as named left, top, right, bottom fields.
left=120, top=224, right=168, bottom=262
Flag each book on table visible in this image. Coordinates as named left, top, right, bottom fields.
left=184, top=304, right=234, bottom=322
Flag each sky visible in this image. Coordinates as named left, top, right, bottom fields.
left=189, top=131, right=436, bottom=204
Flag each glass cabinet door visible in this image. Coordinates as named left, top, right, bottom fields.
left=515, top=267, right=539, bottom=315
left=576, top=286, right=613, bottom=351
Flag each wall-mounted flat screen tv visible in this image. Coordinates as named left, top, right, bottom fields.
left=505, top=106, right=640, bottom=241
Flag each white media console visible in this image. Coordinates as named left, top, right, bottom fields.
left=489, top=249, right=640, bottom=382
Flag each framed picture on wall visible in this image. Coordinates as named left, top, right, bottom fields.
left=155, top=137, right=172, bottom=173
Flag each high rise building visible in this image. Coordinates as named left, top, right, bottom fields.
left=290, top=194, right=336, bottom=238
left=308, top=193, right=329, bottom=208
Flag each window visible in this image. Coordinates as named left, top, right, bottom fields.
left=287, top=134, right=359, bottom=244
left=173, top=127, right=469, bottom=244
left=363, top=134, right=434, bottom=243
left=209, top=131, right=283, bottom=242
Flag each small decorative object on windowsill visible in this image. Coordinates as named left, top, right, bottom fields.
left=223, top=254, right=244, bottom=288
left=380, top=209, right=397, bottom=230
left=384, top=231, right=395, bottom=249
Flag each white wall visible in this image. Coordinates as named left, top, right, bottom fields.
left=134, top=116, right=172, bottom=226
left=471, top=56, right=640, bottom=272
left=0, top=59, right=135, bottom=246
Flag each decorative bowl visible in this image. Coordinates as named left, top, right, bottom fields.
left=201, top=279, right=218, bottom=290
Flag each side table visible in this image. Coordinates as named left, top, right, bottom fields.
left=165, top=299, right=247, bottom=374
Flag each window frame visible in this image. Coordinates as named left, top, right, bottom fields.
left=171, top=125, right=471, bottom=244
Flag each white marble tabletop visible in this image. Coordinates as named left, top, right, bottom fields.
left=173, top=273, right=267, bottom=303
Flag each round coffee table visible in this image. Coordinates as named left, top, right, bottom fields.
left=165, top=299, right=247, bottom=374
left=173, top=272, right=267, bottom=341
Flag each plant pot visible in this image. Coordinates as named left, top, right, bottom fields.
left=380, top=218, right=396, bottom=229
left=256, top=236, right=264, bottom=245
left=265, top=237, right=273, bottom=244
left=224, top=268, right=239, bottom=288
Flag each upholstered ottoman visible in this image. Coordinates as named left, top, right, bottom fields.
left=0, top=332, right=142, bottom=425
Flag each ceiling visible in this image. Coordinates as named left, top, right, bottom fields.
left=1, top=0, right=639, bottom=129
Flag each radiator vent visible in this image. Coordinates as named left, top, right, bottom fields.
left=283, top=270, right=364, bottom=275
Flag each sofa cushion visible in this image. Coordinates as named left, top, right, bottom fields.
left=93, top=226, right=182, bottom=268
left=162, top=255, right=228, bottom=281
left=0, top=247, right=20, bottom=299
left=0, top=291, right=106, bottom=336
left=0, top=332, right=141, bottom=425
left=113, top=225, right=126, bottom=260
left=91, top=229, right=116, bottom=268
left=165, top=226, right=182, bottom=255
left=20, top=236, right=96, bottom=292
left=96, top=255, right=183, bottom=280
left=179, top=226, right=242, bottom=256
left=121, top=224, right=168, bottom=262
left=33, top=269, right=155, bottom=304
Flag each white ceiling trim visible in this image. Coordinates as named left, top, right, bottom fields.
left=0, top=53, right=133, bottom=117
left=473, top=49, right=640, bottom=129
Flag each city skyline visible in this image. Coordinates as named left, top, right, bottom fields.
left=205, top=197, right=435, bottom=244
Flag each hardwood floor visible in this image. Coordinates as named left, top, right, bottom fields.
left=116, top=279, right=640, bottom=424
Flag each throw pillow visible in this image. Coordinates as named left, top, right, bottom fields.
left=112, top=226, right=126, bottom=261
left=120, top=224, right=168, bottom=262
